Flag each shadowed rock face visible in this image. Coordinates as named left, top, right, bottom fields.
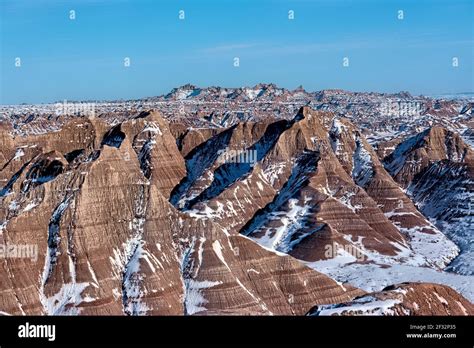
left=169, top=107, right=459, bottom=268
left=384, top=126, right=473, bottom=187
left=383, top=127, right=474, bottom=275
left=0, top=108, right=471, bottom=315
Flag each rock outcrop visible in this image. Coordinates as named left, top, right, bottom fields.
left=383, top=126, right=474, bottom=275
left=308, top=282, right=473, bottom=316
left=0, top=111, right=363, bottom=315
left=1, top=108, right=471, bottom=316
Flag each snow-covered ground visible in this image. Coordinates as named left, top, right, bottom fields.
left=312, top=296, right=406, bottom=316
left=307, top=256, right=474, bottom=302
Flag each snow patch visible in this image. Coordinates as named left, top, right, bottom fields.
left=314, top=297, right=403, bottom=316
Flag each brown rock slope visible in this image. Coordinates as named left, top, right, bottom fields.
left=0, top=111, right=362, bottom=315
left=170, top=107, right=457, bottom=269
left=328, top=119, right=459, bottom=268
left=384, top=126, right=473, bottom=187
left=1, top=109, right=470, bottom=315
left=383, top=126, right=474, bottom=275
left=308, top=283, right=473, bottom=316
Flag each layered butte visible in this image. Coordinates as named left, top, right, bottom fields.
left=0, top=106, right=472, bottom=315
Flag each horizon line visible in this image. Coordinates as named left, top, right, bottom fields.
left=2, top=83, right=473, bottom=106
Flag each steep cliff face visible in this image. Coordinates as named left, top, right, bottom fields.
left=383, top=127, right=474, bottom=275
left=328, top=119, right=459, bottom=269
left=0, top=122, right=16, bottom=170
left=169, top=124, right=224, bottom=158
left=0, top=109, right=471, bottom=315
left=384, top=126, right=471, bottom=186
left=169, top=107, right=458, bottom=270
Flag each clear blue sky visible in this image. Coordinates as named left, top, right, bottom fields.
left=0, top=0, right=473, bottom=104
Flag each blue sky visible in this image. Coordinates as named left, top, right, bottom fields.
left=0, top=0, right=473, bottom=104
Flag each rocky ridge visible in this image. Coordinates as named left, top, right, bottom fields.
left=1, top=100, right=473, bottom=315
